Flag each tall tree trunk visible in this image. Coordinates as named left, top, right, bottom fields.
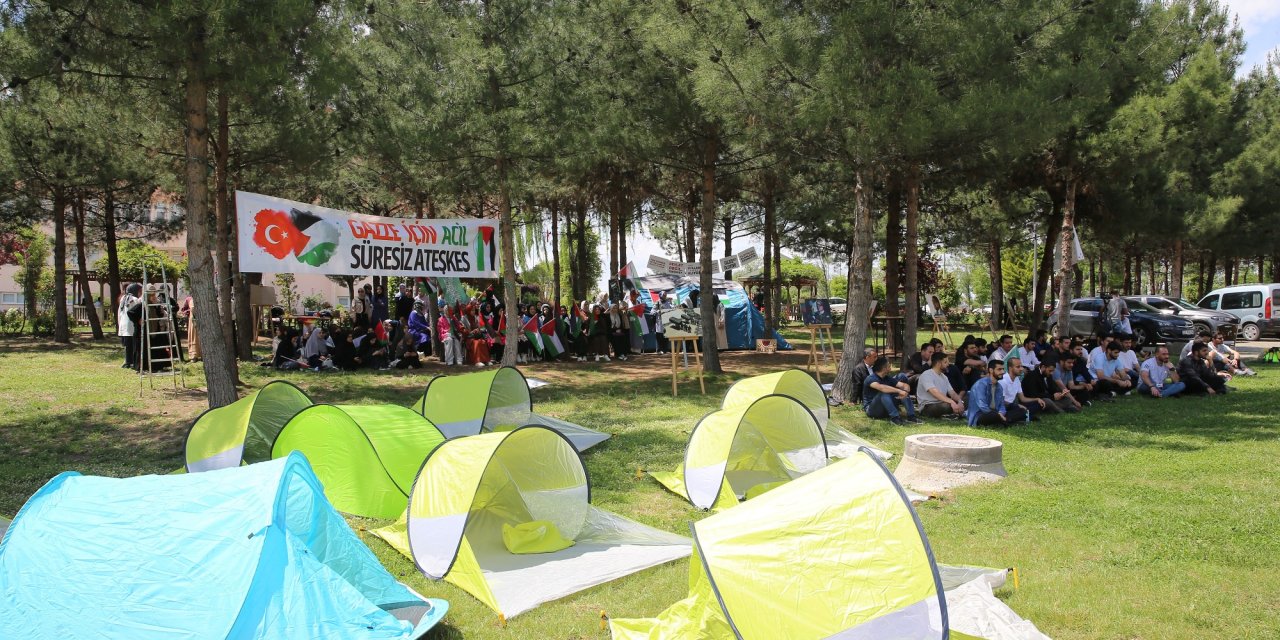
left=551, top=200, right=561, bottom=309
left=618, top=196, right=628, bottom=269
left=608, top=193, right=619, bottom=278
left=883, top=175, right=901, bottom=351
left=73, top=195, right=104, bottom=339
left=1232, top=257, right=1240, bottom=285
left=1171, top=240, right=1184, bottom=298
left=1088, top=255, right=1096, bottom=298
left=213, top=88, right=235, bottom=357
left=1032, top=201, right=1063, bottom=328
left=762, top=181, right=775, bottom=332
left=988, top=236, right=1004, bottom=331
left=1052, top=178, right=1078, bottom=339
left=232, top=190, right=253, bottom=360
left=699, top=128, right=722, bottom=373
left=772, top=220, right=782, bottom=328
left=103, top=189, right=121, bottom=312
left=903, top=166, right=920, bottom=354
left=833, top=170, right=874, bottom=403
left=184, top=27, right=239, bottom=407
left=52, top=189, right=70, bottom=343
left=1122, top=250, right=1132, bottom=294
left=1134, top=251, right=1143, bottom=294
left=575, top=196, right=588, bottom=301
left=497, top=157, right=519, bottom=367
left=722, top=213, right=733, bottom=280
left=1257, top=256, right=1264, bottom=282
left=684, top=190, right=697, bottom=263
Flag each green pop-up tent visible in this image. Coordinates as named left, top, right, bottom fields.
left=373, top=426, right=689, bottom=618
left=0, top=453, right=447, bottom=640
left=651, top=394, right=827, bottom=510
left=272, top=404, right=446, bottom=519
left=722, top=369, right=891, bottom=459
left=185, top=380, right=314, bottom=472
left=414, top=366, right=609, bottom=451
left=614, top=450, right=947, bottom=639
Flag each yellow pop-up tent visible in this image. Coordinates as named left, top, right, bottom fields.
left=184, top=380, right=314, bottom=472
left=722, top=369, right=891, bottom=459
left=374, top=426, right=689, bottom=618
left=650, top=394, right=827, bottom=510
left=614, top=449, right=948, bottom=639
left=271, top=404, right=446, bottom=519
left=414, top=366, right=609, bottom=451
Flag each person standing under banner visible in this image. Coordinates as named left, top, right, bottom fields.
left=180, top=294, right=202, bottom=361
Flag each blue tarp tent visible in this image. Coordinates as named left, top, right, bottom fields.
left=0, top=453, right=447, bottom=640
left=635, top=274, right=792, bottom=351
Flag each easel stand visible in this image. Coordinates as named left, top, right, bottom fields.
left=931, top=314, right=955, bottom=350
left=806, top=325, right=834, bottom=383
left=670, top=337, right=706, bottom=397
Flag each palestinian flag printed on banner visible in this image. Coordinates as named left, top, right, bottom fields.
left=251, top=208, right=341, bottom=267
left=540, top=318, right=564, bottom=357
left=629, top=304, right=650, bottom=339
left=475, top=226, right=497, bottom=272
left=522, top=316, right=543, bottom=353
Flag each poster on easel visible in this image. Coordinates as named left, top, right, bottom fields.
left=661, top=308, right=704, bottom=338
left=802, top=299, right=834, bottom=326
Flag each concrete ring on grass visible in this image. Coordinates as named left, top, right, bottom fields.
left=893, top=434, right=1007, bottom=495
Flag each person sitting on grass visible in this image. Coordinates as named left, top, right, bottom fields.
left=1210, top=332, right=1256, bottom=377
left=1024, top=354, right=1081, bottom=413
left=1088, top=333, right=1113, bottom=377
left=905, top=342, right=935, bottom=392
left=998, top=357, right=1034, bottom=422
left=1181, top=329, right=1212, bottom=360
left=1116, top=334, right=1141, bottom=388
left=850, top=347, right=878, bottom=405
left=862, top=357, right=923, bottom=425
left=1177, top=341, right=1227, bottom=396
left=1091, top=341, right=1134, bottom=397
left=948, top=340, right=986, bottom=393
left=1007, top=335, right=1040, bottom=370
left=1056, top=351, right=1094, bottom=405
left=967, top=359, right=1011, bottom=426
left=1137, top=345, right=1184, bottom=398
left=916, top=352, right=965, bottom=419
left=991, top=334, right=1015, bottom=363
left=392, top=330, right=423, bottom=369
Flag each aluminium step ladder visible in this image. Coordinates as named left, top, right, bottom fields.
left=138, top=262, right=186, bottom=393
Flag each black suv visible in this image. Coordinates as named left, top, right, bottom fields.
left=1044, top=297, right=1196, bottom=346
left=1123, top=295, right=1239, bottom=341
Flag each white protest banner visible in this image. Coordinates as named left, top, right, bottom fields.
left=737, top=246, right=759, bottom=265
left=647, top=255, right=672, bottom=274
left=721, top=254, right=741, bottom=271
left=236, top=191, right=499, bottom=278
left=710, top=259, right=723, bottom=273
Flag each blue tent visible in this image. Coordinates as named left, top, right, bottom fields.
left=0, top=453, right=447, bottom=640
left=635, top=275, right=792, bottom=351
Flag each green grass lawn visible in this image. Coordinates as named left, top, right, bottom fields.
left=1, top=332, right=1278, bottom=639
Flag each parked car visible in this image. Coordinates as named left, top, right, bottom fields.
left=1045, top=297, right=1195, bottom=347
left=1196, top=284, right=1280, bottom=341
left=829, top=297, right=847, bottom=320
left=1123, top=295, right=1239, bottom=341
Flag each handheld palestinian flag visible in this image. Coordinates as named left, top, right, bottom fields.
left=522, top=316, right=543, bottom=353
left=619, top=261, right=643, bottom=294
left=629, top=304, right=650, bottom=338
left=540, top=318, right=564, bottom=357
left=572, top=306, right=588, bottom=338
left=373, top=320, right=389, bottom=344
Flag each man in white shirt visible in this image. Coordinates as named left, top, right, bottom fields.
left=1210, top=332, right=1255, bottom=376
left=991, top=334, right=1014, bottom=363
left=1007, top=336, right=1040, bottom=370
left=117, top=283, right=142, bottom=370
left=1116, top=334, right=1141, bottom=387
left=1138, top=346, right=1185, bottom=398
left=999, top=357, right=1036, bottom=422
left=917, top=352, right=965, bottom=419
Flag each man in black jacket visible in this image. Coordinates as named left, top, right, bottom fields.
left=849, top=347, right=878, bottom=404
left=1177, top=342, right=1227, bottom=396
left=1022, top=355, right=1081, bottom=413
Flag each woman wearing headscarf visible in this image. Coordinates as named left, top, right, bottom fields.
left=437, top=303, right=463, bottom=366
left=371, top=285, right=389, bottom=325
left=464, top=303, right=491, bottom=366
left=330, top=328, right=357, bottom=370
left=608, top=301, right=630, bottom=361
left=302, top=326, right=336, bottom=370
left=481, top=301, right=502, bottom=364
left=589, top=303, right=610, bottom=362
left=407, top=301, right=432, bottom=354
left=117, top=283, right=143, bottom=369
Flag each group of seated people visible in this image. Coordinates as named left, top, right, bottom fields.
left=851, top=329, right=1257, bottom=427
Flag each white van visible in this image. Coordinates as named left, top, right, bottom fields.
left=1197, top=283, right=1280, bottom=340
